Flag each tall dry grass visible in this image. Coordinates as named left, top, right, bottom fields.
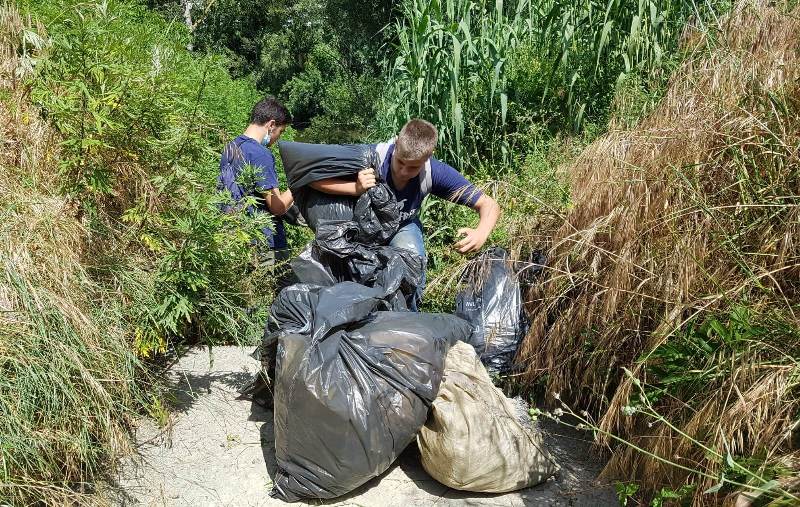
left=518, top=0, right=800, bottom=504
left=0, top=4, right=147, bottom=504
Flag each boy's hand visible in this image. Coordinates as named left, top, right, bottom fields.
left=355, top=168, right=377, bottom=195
left=455, top=227, right=489, bottom=255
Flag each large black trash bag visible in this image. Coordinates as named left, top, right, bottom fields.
left=298, top=188, right=356, bottom=230
left=278, top=141, right=401, bottom=236
left=455, top=247, right=542, bottom=373
left=290, top=235, right=423, bottom=311
left=270, top=282, right=472, bottom=502
left=280, top=141, right=377, bottom=190
left=242, top=239, right=423, bottom=404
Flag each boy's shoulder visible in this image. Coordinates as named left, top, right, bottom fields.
left=429, top=156, right=457, bottom=174
left=235, top=136, right=274, bottom=164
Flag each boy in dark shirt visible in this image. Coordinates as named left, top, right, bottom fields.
left=311, top=118, right=501, bottom=309
left=217, top=97, right=294, bottom=262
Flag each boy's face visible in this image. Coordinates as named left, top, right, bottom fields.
left=391, top=153, right=429, bottom=182
left=269, top=124, right=286, bottom=145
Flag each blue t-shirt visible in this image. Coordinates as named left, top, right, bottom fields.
left=378, top=144, right=482, bottom=225
left=217, top=135, right=287, bottom=249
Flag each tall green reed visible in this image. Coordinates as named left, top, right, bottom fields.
left=379, top=0, right=536, bottom=170
left=378, top=0, right=724, bottom=171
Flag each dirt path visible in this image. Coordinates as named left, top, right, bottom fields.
left=110, top=347, right=619, bottom=506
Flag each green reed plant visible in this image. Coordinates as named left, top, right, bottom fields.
left=535, top=0, right=724, bottom=129
left=378, top=0, right=726, bottom=171
left=379, top=0, right=537, bottom=170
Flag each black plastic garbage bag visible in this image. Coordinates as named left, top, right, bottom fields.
left=279, top=141, right=377, bottom=190
left=297, top=188, right=356, bottom=230
left=270, top=282, right=472, bottom=502
left=241, top=212, right=425, bottom=406
left=290, top=237, right=423, bottom=311
left=298, top=182, right=401, bottom=236
left=302, top=183, right=401, bottom=243
left=455, top=247, right=537, bottom=373
left=352, top=183, right=401, bottom=244
left=278, top=141, right=401, bottom=236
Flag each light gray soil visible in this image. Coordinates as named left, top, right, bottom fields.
left=110, top=346, right=619, bottom=507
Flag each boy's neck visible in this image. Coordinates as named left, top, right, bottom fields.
left=390, top=166, right=411, bottom=190
left=243, top=124, right=265, bottom=143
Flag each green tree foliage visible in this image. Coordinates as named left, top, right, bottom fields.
left=149, top=0, right=393, bottom=142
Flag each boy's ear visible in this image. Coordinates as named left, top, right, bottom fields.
left=265, top=119, right=277, bottom=131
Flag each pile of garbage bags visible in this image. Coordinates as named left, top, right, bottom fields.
left=248, top=141, right=556, bottom=502
left=270, top=282, right=471, bottom=500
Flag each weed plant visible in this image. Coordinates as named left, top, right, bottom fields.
left=22, top=0, right=296, bottom=348
left=1, top=5, right=149, bottom=504
left=0, top=1, right=298, bottom=503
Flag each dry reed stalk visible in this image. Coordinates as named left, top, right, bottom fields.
left=517, top=1, right=800, bottom=503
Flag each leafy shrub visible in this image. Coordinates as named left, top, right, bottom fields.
left=180, top=0, right=391, bottom=142
left=25, top=0, right=274, bottom=347
left=1, top=6, right=149, bottom=504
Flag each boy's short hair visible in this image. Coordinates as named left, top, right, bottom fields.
left=249, top=97, right=292, bottom=126
left=395, top=119, right=438, bottom=160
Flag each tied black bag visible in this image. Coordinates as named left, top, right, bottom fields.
left=269, top=282, right=472, bottom=502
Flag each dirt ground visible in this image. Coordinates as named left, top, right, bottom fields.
left=110, top=346, right=620, bottom=507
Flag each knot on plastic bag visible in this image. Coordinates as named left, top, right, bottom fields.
left=353, top=183, right=402, bottom=244
left=315, top=221, right=361, bottom=257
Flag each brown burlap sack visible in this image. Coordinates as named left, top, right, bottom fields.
left=417, top=341, right=559, bottom=492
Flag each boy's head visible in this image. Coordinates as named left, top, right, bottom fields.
left=249, top=97, right=292, bottom=146
left=392, top=119, right=438, bottom=181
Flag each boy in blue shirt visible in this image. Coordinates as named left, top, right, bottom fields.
left=311, top=118, right=501, bottom=309
left=217, top=97, right=294, bottom=262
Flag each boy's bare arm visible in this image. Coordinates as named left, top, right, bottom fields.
left=263, top=188, right=293, bottom=216
left=455, top=194, right=500, bottom=254
left=309, top=168, right=376, bottom=196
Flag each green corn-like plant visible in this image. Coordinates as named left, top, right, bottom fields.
left=380, top=0, right=725, bottom=169
left=380, top=0, right=537, bottom=170
left=537, top=0, right=717, bottom=129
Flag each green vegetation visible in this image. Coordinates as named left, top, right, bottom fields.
left=1, top=1, right=295, bottom=503
left=149, top=0, right=392, bottom=142
left=24, top=0, right=288, bottom=350
left=2, top=0, right=798, bottom=505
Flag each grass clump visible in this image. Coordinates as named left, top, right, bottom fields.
left=517, top=1, right=800, bottom=503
